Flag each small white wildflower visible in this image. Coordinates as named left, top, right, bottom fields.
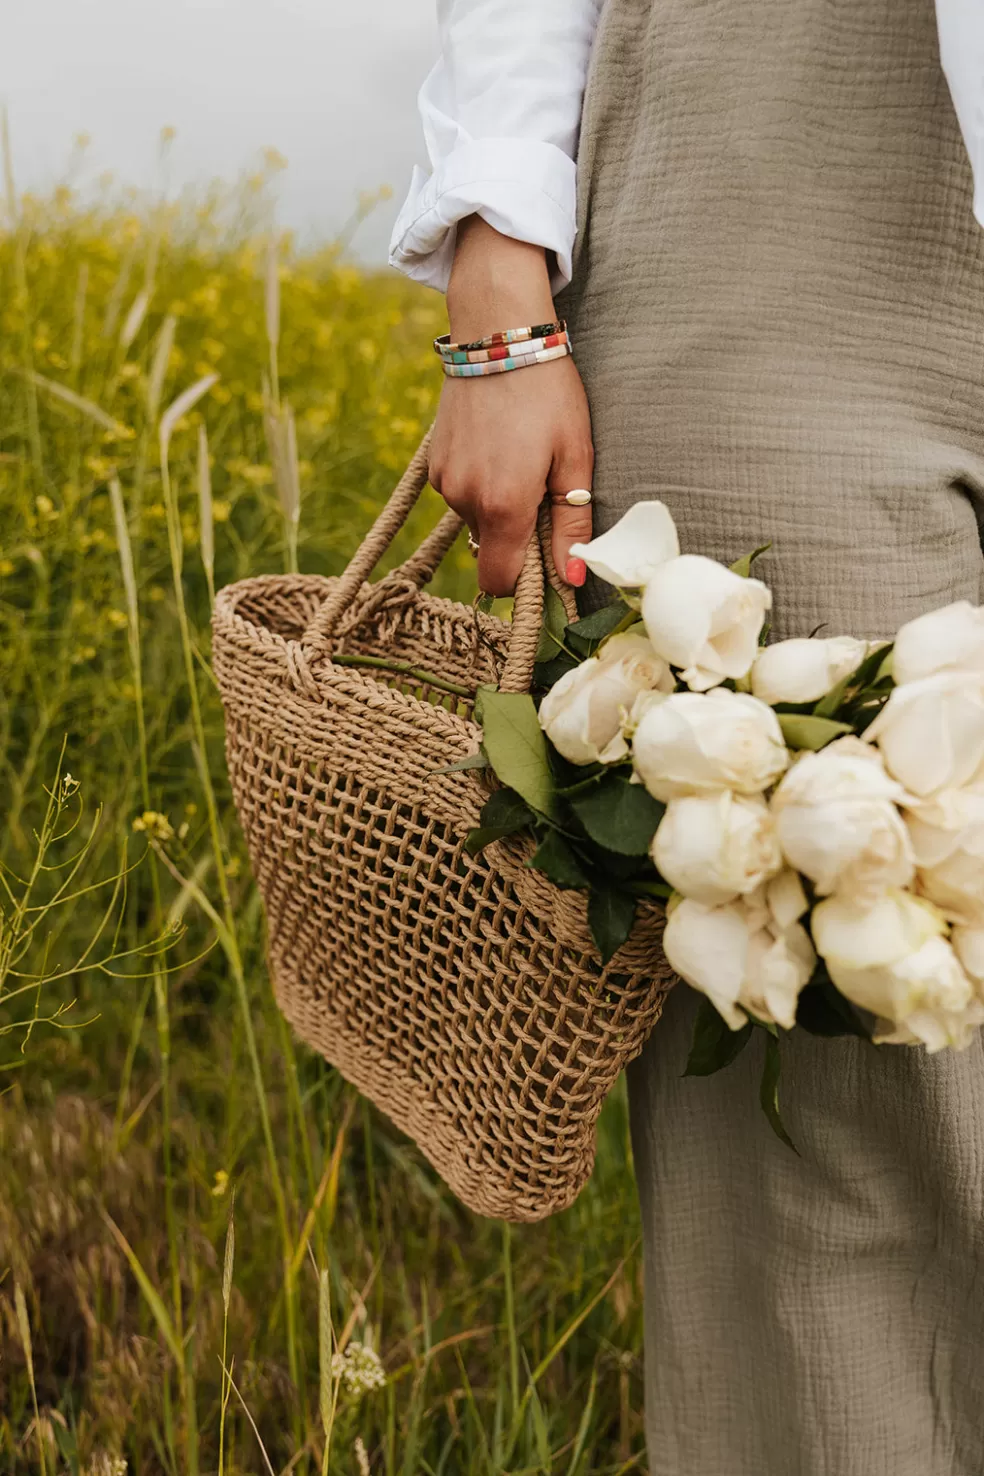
left=354, top=1436, right=371, bottom=1476
left=330, top=1341, right=386, bottom=1398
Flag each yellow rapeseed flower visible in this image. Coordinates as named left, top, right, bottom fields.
left=132, top=810, right=175, bottom=843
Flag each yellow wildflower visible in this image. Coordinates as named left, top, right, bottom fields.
left=132, top=811, right=175, bottom=843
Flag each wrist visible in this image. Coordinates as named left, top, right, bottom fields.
left=447, top=216, right=556, bottom=342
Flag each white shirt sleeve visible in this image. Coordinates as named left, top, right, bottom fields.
left=390, top=0, right=984, bottom=297
left=388, top=0, right=604, bottom=294
left=936, top=0, right=984, bottom=228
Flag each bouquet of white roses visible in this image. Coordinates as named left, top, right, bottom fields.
left=466, top=502, right=984, bottom=1143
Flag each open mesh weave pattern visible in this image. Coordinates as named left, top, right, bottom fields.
left=212, top=439, right=674, bottom=1221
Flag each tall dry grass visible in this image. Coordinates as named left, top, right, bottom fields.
left=0, top=147, right=647, bottom=1473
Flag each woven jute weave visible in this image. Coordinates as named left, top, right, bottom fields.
left=212, top=434, right=674, bottom=1221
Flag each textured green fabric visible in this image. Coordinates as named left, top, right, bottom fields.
left=558, top=1, right=984, bottom=1470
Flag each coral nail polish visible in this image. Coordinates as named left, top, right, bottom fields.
left=565, top=557, right=587, bottom=587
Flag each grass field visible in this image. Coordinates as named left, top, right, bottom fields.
left=0, top=158, right=647, bottom=1474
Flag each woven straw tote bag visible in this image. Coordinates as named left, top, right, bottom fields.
left=212, top=433, right=674, bottom=1222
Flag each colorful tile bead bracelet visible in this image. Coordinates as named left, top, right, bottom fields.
left=434, top=321, right=573, bottom=379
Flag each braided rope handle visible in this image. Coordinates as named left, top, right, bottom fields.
left=301, top=426, right=577, bottom=694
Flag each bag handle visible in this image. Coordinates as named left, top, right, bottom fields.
left=301, top=427, right=578, bottom=694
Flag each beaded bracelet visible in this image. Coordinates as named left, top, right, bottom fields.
left=441, top=342, right=572, bottom=379
left=434, top=320, right=566, bottom=357
left=441, top=329, right=569, bottom=366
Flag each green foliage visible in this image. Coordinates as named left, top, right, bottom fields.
left=586, top=888, right=637, bottom=966
left=0, top=182, right=648, bottom=1473
left=564, top=600, right=634, bottom=655
left=683, top=998, right=753, bottom=1077
left=796, top=965, right=872, bottom=1040
left=477, top=690, right=560, bottom=819
left=570, top=773, right=664, bottom=856
left=533, top=584, right=571, bottom=663
left=729, top=543, right=771, bottom=578
left=465, top=786, right=535, bottom=854
left=759, top=1034, right=798, bottom=1153
left=777, top=713, right=853, bottom=751
left=527, top=830, right=591, bottom=889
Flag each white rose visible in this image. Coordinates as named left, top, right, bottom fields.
left=951, top=924, right=984, bottom=985
left=663, top=882, right=815, bottom=1031
left=770, top=740, right=914, bottom=900
left=631, top=687, right=789, bottom=801
left=538, top=632, right=672, bottom=766
left=813, top=891, right=981, bottom=1050
left=892, top=601, right=984, bottom=685
left=750, top=635, right=869, bottom=705
left=811, top=888, right=946, bottom=977
left=741, top=919, right=817, bottom=1031
left=652, top=791, right=782, bottom=906
left=568, top=501, right=680, bottom=588
left=864, top=670, right=984, bottom=797
left=904, top=786, right=984, bottom=925
left=641, top=555, right=771, bottom=691
left=861, top=939, right=981, bottom=1053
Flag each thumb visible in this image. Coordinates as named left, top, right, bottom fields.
left=546, top=446, right=594, bottom=588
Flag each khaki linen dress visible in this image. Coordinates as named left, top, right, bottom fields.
left=558, top=0, right=984, bottom=1471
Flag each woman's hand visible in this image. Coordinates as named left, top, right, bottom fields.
left=428, top=217, right=594, bottom=596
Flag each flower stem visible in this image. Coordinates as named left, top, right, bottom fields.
left=329, top=652, right=472, bottom=697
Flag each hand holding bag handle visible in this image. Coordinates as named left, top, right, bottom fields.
left=300, top=428, right=578, bottom=693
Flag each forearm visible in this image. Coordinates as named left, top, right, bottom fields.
left=389, top=0, right=603, bottom=292
left=446, top=217, right=556, bottom=340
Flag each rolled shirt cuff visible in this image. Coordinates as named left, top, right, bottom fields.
left=388, top=136, right=577, bottom=295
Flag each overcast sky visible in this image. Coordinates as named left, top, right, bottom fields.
left=3, top=0, right=438, bottom=264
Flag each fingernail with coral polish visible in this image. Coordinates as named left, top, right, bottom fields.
left=565, top=557, right=587, bottom=588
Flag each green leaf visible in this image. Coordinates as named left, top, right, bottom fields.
left=812, top=641, right=895, bottom=720
left=630, top=879, right=673, bottom=900
left=472, top=682, right=498, bottom=726
left=557, top=765, right=607, bottom=797
left=796, top=968, right=871, bottom=1040
left=565, top=600, right=632, bottom=644
left=684, top=997, right=753, bottom=1076
left=481, top=788, right=535, bottom=830
left=102, top=1211, right=183, bottom=1364
left=533, top=652, right=580, bottom=688
left=428, top=746, right=489, bottom=777
left=480, top=689, right=559, bottom=818
left=759, top=1034, right=799, bottom=1153
left=465, top=826, right=508, bottom=856
left=811, top=670, right=856, bottom=720
left=527, top=829, right=591, bottom=888
left=475, top=592, right=495, bottom=615
left=534, top=585, right=571, bottom=663
left=852, top=640, right=894, bottom=691
left=730, top=543, right=772, bottom=578
left=874, top=646, right=895, bottom=684
left=777, top=713, right=852, bottom=751
left=464, top=787, right=535, bottom=854
left=571, top=772, right=665, bottom=856
left=587, top=886, right=636, bottom=964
